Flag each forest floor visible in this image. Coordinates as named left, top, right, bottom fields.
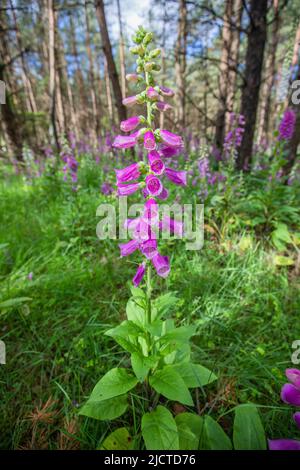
left=0, top=174, right=300, bottom=449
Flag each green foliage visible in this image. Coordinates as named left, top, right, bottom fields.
left=142, top=406, right=179, bottom=450
left=233, top=404, right=266, bottom=450
left=99, top=428, right=134, bottom=450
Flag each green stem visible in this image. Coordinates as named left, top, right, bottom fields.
left=146, top=264, right=152, bottom=325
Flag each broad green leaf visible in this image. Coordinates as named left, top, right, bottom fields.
left=149, top=365, right=194, bottom=406
left=126, top=298, right=146, bottom=326
left=79, top=394, right=128, bottom=421
left=99, top=427, right=134, bottom=450
left=159, top=325, right=197, bottom=344
left=233, top=404, right=266, bottom=450
left=142, top=405, right=179, bottom=450
left=105, top=320, right=145, bottom=339
left=173, top=363, right=217, bottom=388
left=130, top=286, right=146, bottom=302
left=131, top=352, right=157, bottom=382
left=175, top=413, right=204, bottom=450
left=86, top=368, right=138, bottom=402
left=153, top=292, right=178, bottom=319
left=203, top=415, right=232, bottom=450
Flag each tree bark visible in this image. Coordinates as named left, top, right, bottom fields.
left=85, top=1, right=99, bottom=138
left=48, top=0, right=59, bottom=149
left=175, top=0, right=187, bottom=129
left=94, top=0, right=126, bottom=122
left=257, top=0, right=280, bottom=144
left=224, top=0, right=243, bottom=136
left=215, top=0, right=233, bottom=149
left=116, top=0, right=126, bottom=99
left=236, top=0, right=268, bottom=171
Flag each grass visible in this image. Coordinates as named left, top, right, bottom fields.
left=0, top=168, right=300, bottom=449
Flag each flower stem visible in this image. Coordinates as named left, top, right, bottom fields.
left=146, top=264, right=152, bottom=325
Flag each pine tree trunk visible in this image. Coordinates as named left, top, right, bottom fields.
left=257, top=0, right=280, bottom=144
left=116, top=0, right=126, bottom=99
left=236, top=0, right=268, bottom=171
left=48, top=0, right=59, bottom=149
left=215, top=0, right=233, bottom=149
left=85, top=1, right=99, bottom=139
left=94, top=0, right=126, bottom=122
left=224, top=0, right=243, bottom=136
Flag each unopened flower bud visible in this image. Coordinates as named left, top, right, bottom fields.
left=150, top=48, right=161, bottom=59
left=144, top=62, right=154, bottom=72
left=152, top=63, right=161, bottom=72
left=143, top=32, right=153, bottom=46
left=126, top=73, right=139, bottom=83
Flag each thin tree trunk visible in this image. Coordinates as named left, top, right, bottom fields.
left=175, top=0, right=187, bottom=129
left=116, top=0, right=126, bottom=99
left=85, top=1, right=99, bottom=138
left=159, top=0, right=168, bottom=130
left=257, top=0, right=280, bottom=144
left=215, top=0, right=233, bottom=149
left=104, top=55, right=113, bottom=123
left=236, top=0, right=268, bottom=171
left=224, top=0, right=243, bottom=136
left=94, top=0, right=126, bottom=122
left=48, top=0, right=59, bottom=149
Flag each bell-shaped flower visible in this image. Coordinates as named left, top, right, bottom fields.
left=117, top=182, right=142, bottom=196
left=146, top=87, right=160, bottom=101
left=148, top=150, right=165, bottom=175
left=133, top=262, right=146, bottom=287
left=120, top=116, right=142, bottom=132
left=160, top=86, right=175, bottom=97
left=151, top=252, right=170, bottom=278
left=144, top=130, right=156, bottom=150
left=119, top=239, right=139, bottom=257
left=122, top=95, right=139, bottom=107
left=112, top=134, right=137, bottom=149
left=165, top=167, right=187, bottom=186
left=160, top=130, right=184, bottom=148
left=115, top=162, right=141, bottom=184
left=146, top=175, right=163, bottom=196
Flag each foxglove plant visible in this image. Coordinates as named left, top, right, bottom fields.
left=79, top=27, right=217, bottom=450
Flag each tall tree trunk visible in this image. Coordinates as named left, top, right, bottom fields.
left=175, top=0, right=187, bottom=129
left=9, top=0, right=38, bottom=115
left=85, top=1, right=99, bottom=138
left=0, top=5, right=23, bottom=160
left=215, top=0, right=233, bottom=149
left=48, top=0, right=59, bottom=149
left=257, top=0, right=280, bottom=144
left=94, top=0, right=126, bottom=122
left=104, top=55, right=113, bottom=123
left=224, top=0, right=243, bottom=136
left=236, top=0, right=268, bottom=171
left=116, top=0, right=126, bottom=99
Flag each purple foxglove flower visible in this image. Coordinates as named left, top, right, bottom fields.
left=238, top=114, right=246, bottom=126
left=28, top=272, right=33, bottom=281
left=117, top=182, right=141, bottom=196
left=133, top=262, right=146, bottom=287
left=122, top=95, right=139, bottom=107
left=119, top=239, right=139, bottom=257
left=159, top=216, right=183, bottom=237
left=143, top=198, right=159, bottom=225
left=281, top=383, right=300, bottom=406
left=278, top=109, right=296, bottom=140
left=71, top=173, right=78, bottom=183
left=165, top=167, right=187, bottom=186
left=146, top=87, right=160, bottom=100
left=268, top=439, right=300, bottom=451
left=141, top=239, right=158, bottom=259
left=146, top=175, right=163, bottom=196
left=120, top=116, right=141, bottom=132
left=115, top=162, right=141, bottom=183
left=144, top=130, right=156, bottom=150
left=286, top=369, right=300, bottom=388
left=126, top=73, right=139, bottom=83
left=160, top=130, right=184, bottom=148
left=159, top=146, right=179, bottom=158
left=151, top=252, right=170, bottom=278
left=157, top=187, right=169, bottom=200
left=148, top=150, right=165, bottom=175
left=293, top=412, right=300, bottom=429
left=160, top=85, right=175, bottom=97
left=112, top=134, right=137, bottom=149
left=156, top=101, right=172, bottom=112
